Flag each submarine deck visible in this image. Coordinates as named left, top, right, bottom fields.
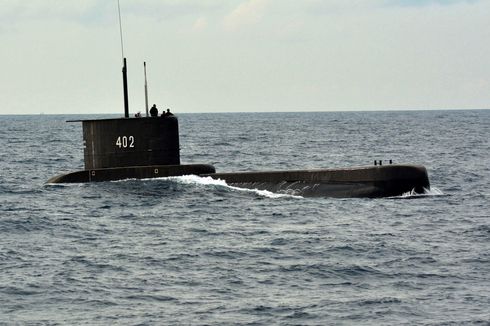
left=47, top=164, right=429, bottom=198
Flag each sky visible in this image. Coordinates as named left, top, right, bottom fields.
left=0, top=0, right=489, bottom=115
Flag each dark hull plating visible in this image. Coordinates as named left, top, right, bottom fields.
left=207, top=165, right=430, bottom=198
left=47, top=164, right=216, bottom=183
left=81, top=117, right=180, bottom=169
left=47, top=164, right=429, bottom=198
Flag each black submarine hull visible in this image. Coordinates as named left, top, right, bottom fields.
left=47, top=164, right=216, bottom=183
left=206, top=164, right=429, bottom=198
left=47, top=164, right=429, bottom=198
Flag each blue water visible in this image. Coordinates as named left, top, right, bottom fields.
left=1, top=110, right=489, bottom=325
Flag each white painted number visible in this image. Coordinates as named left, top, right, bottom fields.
left=116, top=136, right=135, bottom=148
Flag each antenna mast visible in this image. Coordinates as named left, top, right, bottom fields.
left=117, top=0, right=125, bottom=61
left=117, top=0, right=129, bottom=117
left=144, top=62, right=149, bottom=117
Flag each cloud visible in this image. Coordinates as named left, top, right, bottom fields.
left=286, top=0, right=480, bottom=16
left=223, top=0, right=270, bottom=31
left=0, top=0, right=118, bottom=31
left=0, top=0, right=223, bottom=29
left=193, top=17, right=208, bottom=31
left=385, top=0, right=480, bottom=7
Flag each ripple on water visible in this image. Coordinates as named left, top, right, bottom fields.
left=1, top=111, right=489, bottom=324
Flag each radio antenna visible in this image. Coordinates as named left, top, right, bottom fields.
left=117, top=0, right=125, bottom=62
left=117, top=0, right=129, bottom=117
left=144, top=62, right=149, bottom=117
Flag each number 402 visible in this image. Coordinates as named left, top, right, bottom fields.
left=116, top=136, right=135, bottom=148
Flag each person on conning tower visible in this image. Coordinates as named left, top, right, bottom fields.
left=162, top=108, right=174, bottom=117
left=150, top=104, right=158, bottom=117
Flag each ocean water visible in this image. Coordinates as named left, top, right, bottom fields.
left=0, top=110, right=489, bottom=325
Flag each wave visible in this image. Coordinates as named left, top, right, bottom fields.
left=165, top=175, right=303, bottom=199
left=392, top=187, right=444, bottom=199
left=46, top=175, right=302, bottom=198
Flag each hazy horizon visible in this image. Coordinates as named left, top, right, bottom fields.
left=1, top=107, right=488, bottom=117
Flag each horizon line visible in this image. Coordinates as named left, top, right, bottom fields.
left=1, top=108, right=489, bottom=116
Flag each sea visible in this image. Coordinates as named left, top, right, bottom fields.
left=0, top=110, right=489, bottom=325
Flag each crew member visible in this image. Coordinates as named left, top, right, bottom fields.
left=164, top=108, right=174, bottom=117
left=150, top=104, right=158, bottom=117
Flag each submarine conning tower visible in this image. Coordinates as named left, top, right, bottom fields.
left=83, top=58, right=180, bottom=170
left=47, top=58, right=215, bottom=184
left=82, top=116, right=180, bottom=170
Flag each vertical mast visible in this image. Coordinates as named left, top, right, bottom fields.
left=144, top=62, right=149, bottom=117
left=117, top=0, right=129, bottom=117
left=117, top=0, right=125, bottom=61
left=123, top=58, right=129, bottom=118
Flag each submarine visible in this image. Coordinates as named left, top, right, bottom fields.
left=48, top=58, right=430, bottom=198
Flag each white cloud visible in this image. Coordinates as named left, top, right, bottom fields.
left=193, top=17, right=208, bottom=31
left=0, top=0, right=110, bottom=24
left=385, top=0, right=481, bottom=7
left=223, top=0, right=270, bottom=31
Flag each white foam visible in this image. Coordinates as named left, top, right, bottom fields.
left=166, top=175, right=303, bottom=199
left=424, top=187, right=444, bottom=196
left=167, top=175, right=228, bottom=187
left=398, top=187, right=444, bottom=198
